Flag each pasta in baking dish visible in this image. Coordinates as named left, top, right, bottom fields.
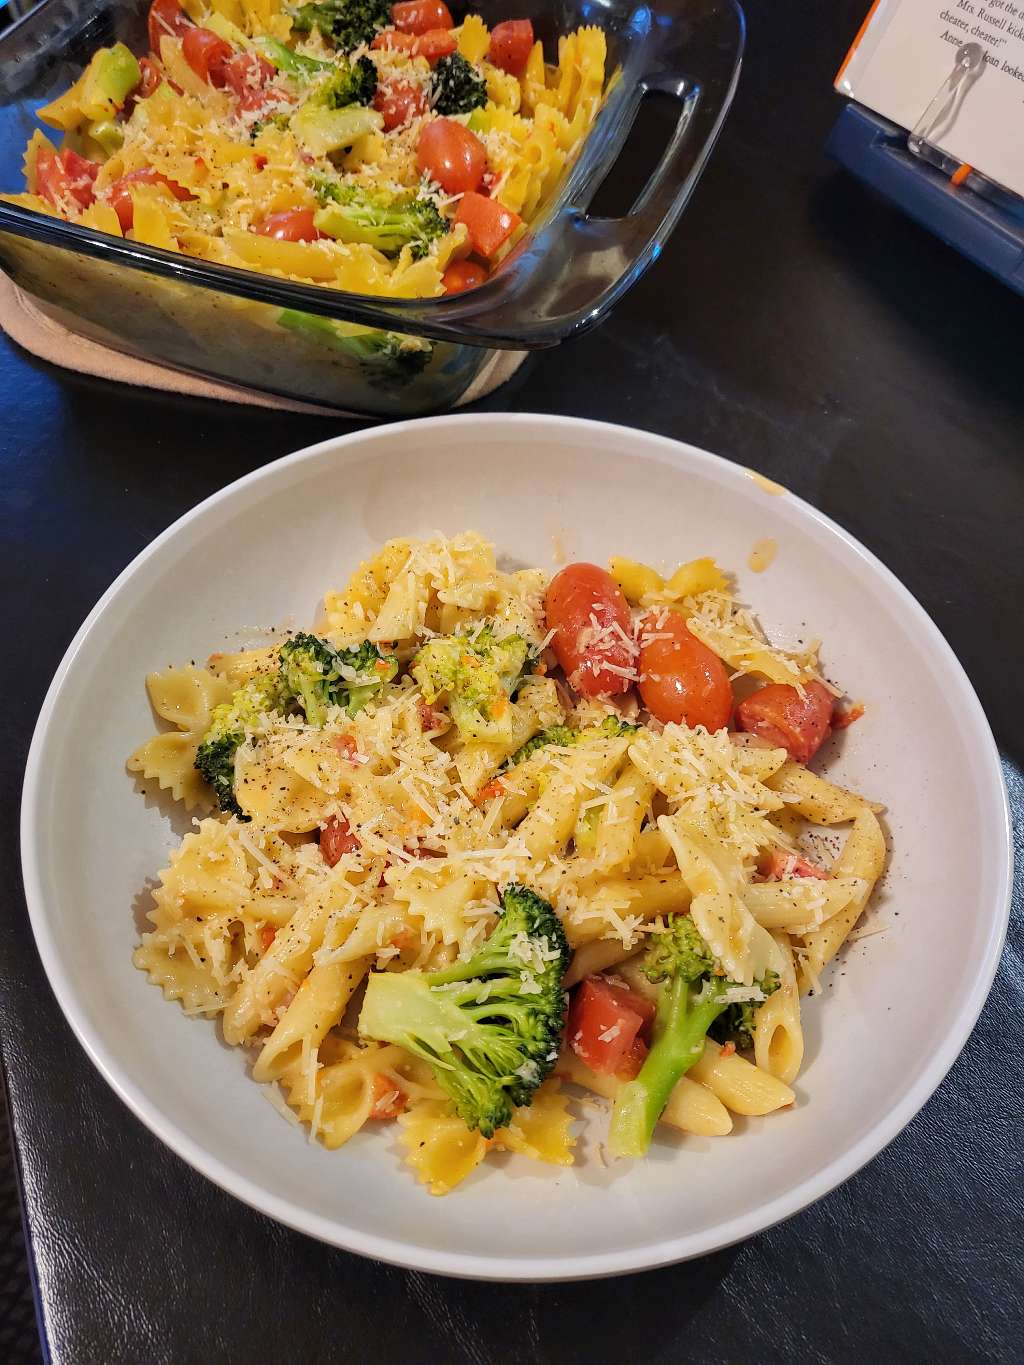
left=4, top=0, right=608, bottom=305
left=127, top=532, right=886, bottom=1194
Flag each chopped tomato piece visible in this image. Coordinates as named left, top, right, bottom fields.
left=369, top=1073, right=407, bottom=1119
left=735, top=680, right=834, bottom=764
left=373, top=77, right=428, bottom=130
left=320, top=814, right=359, bottom=866
left=254, top=208, right=321, bottom=241
left=259, top=925, right=277, bottom=952
left=544, top=562, right=634, bottom=697
left=392, top=0, right=453, bottom=33
left=758, top=848, right=828, bottom=880
left=417, top=118, right=486, bottom=195
left=148, top=0, right=192, bottom=53
left=330, top=733, right=359, bottom=762
left=136, top=56, right=164, bottom=99
left=413, top=28, right=457, bottom=62
left=417, top=701, right=443, bottom=732
left=35, top=147, right=99, bottom=212
left=637, top=609, right=732, bottom=730
left=488, top=19, right=534, bottom=75
left=616, top=1034, right=648, bottom=1080
left=443, top=258, right=487, bottom=293
left=181, top=26, right=234, bottom=85
left=832, top=702, right=864, bottom=731
left=107, top=167, right=193, bottom=232
left=472, top=778, right=505, bottom=806
left=567, top=976, right=656, bottom=1075
left=454, top=191, right=521, bottom=257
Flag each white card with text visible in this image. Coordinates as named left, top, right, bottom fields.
left=837, top=0, right=1024, bottom=196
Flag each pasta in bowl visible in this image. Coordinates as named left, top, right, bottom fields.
left=21, top=415, right=1010, bottom=1276
left=127, top=530, right=885, bottom=1195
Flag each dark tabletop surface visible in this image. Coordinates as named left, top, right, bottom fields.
left=1, top=1, right=1022, bottom=1361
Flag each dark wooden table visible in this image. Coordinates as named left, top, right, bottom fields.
left=2, top=2, right=1022, bottom=1361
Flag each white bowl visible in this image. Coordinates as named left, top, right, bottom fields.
left=20, top=415, right=1011, bottom=1280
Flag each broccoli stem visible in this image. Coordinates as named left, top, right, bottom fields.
left=254, top=36, right=331, bottom=78
left=607, top=977, right=729, bottom=1158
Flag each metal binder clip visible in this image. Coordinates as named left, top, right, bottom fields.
left=908, top=41, right=984, bottom=159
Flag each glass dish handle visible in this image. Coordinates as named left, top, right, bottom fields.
left=414, top=0, right=746, bottom=347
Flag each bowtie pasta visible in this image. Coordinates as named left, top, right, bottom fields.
left=128, top=532, right=886, bottom=1194
left=4, top=0, right=608, bottom=308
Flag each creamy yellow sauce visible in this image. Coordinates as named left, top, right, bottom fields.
left=746, top=470, right=788, bottom=497
left=748, top=537, right=778, bottom=573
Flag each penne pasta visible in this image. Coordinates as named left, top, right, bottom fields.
left=253, top=956, right=372, bottom=1083
left=556, top=1052, right=733, bottom=1137
left=753, top=934, right=804, bottom=1085
left=688, top=1039, right=796, bottom=1116
left=743, top=877, right=867, bottom=932
left=796, top=811, right=886, bottom=990
left=767, top=760, right=881, bottom=824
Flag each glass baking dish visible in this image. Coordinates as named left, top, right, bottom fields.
left=0, top=0, right=744, bottom=416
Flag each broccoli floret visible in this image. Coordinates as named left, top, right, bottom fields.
left=335, top=638, right=400, bottom=713
left=278, top=632, right=344, bottom=727
left=194, top=673, right=286, bottom=817
left=358, top=883, right=569, bottom=1136
left=312, top=180, right=447, bottom=259
left=505, top=714, right=640, bottom=768
left=277, top=310, right=434, bottom=390
left=709, top=972, right=781, bottom=1049
left=290, top=0, right=390, bottom=52
left=249, top=110, right=292, bottom=139
left=606, top=915, right=780, bottom=1158
left=431, top=52, right=487, bottom=116
left=279, top=631, right=398, bottom=722
left=507, top=723, right=579, bottom=767
left=412, top=626, right=530, bottom=742
left=318, top=54, right=377, bottom=107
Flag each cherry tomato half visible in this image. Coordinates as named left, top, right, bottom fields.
left=373, top=77, right=428, bottom=130
left=391, top=0, right=453, bottom=34
left=182, top=26, right=234, bottom=85
left=417, top=117, right=485, bottom=195
left=254, top=208, right=321, bottom=241
left=35, top=148, right=99, bottom=212
left=148, top=0, right=192, bottom=54
left=414, top=27, right=457, bottom=61
left=454, top=190, right=520, bottom=257
left=442, top=259, right=487, bottom=293
left=544, top=562, right=634, bottom=697
left=107, top=167, right=191, bottom=230
left=488, top=19, right=534, bottom=75
left=735, top=681, right=834, bottom=764
left=637, top=610, right=732, bottom=730
left=218, top=50, right=275, bottom=102
left=371, top=29, right=418, bottom=51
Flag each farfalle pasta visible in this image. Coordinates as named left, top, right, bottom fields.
left=128, top=532, right=886, bottom=1193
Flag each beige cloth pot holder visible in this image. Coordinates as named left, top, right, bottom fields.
left=0, top=273, right=526, bottom=415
